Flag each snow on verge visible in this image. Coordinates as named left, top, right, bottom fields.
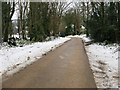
left=0, top=37, right=71, bottom=79
left=79, top=35, right=119, bottom=88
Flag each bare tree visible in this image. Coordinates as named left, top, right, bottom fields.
left=49, top=2, right=72, bottom=36
left=18, top=1, right=28, bottom=39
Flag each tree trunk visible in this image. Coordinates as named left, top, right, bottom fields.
left=86, top=2, right=89, bottom=37
left=3, top=22, right=9, bottom=42
left=82, top=2, right=85, bottom=23
left=101, top=2, right=104, bottom=41
left=17, top=17, right=21, bottom=39
left=3, top=2, right=15, bottom=42
left=0, top=2, right=2, bottom=43
left=117, top=2, right=120, bottom=44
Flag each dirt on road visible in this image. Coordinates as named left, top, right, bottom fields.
left=2, top=38, right=96, bottom=88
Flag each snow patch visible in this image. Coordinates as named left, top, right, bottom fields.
left=79, top=34, right=119, bottom=88
left=0, top=37, right=71, bottom=78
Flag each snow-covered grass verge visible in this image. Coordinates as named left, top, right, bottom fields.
left=78, top=34, right=119, bottom=88
left=0, top=37, right=71, bottom=79
left=86, top=44, right=119, bottom=88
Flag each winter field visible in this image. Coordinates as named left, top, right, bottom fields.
left=68, top=35, right=119, bottom=88
left=0, top=37, right=71, bottom=80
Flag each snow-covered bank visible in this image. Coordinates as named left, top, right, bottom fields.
left=78, top=35, right=119, bottom=88
left=0, top=37, right=71, bottom=78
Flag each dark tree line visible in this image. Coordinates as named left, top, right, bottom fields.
left=85, top=2, right=120, bottom=44
left=1, top=2, right=71, bottom=42
left=27, top=2, right=72, bottom=41
left=1, top=1, right=120, bottom=44
left=2, top=2, right=15, bottom=42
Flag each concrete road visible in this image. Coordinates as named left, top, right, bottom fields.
left=2, top=38, right=96, bottom=88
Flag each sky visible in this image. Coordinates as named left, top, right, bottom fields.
left=12, top=11, right=18, bottom=20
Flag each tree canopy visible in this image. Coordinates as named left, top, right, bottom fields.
left=1, top=1, right=120, bottom=44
